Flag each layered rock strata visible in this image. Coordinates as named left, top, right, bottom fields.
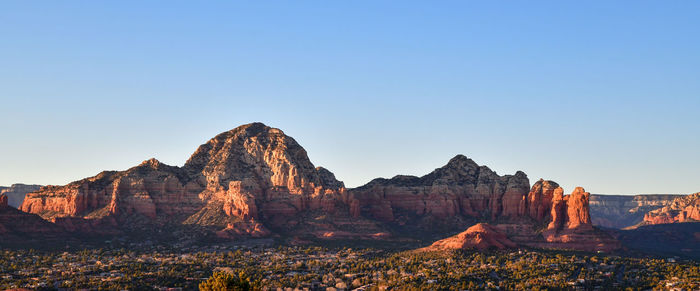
left=589, top=194, right=682, bottom=228
left=643, top=193, right=700, bottom=225
left=0, top=184, right=41, bottom=208
left=20, top=123, right=353, bottom=237
left=17, top=122, right=619, bottom=252
left=348, top=155, right=533, bottom=222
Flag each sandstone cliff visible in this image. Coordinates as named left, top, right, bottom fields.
left=529, top=186, right=619, bottom=252
left=20, top=123, right=368, bottom=238
left=348, top=155, right=532, bottom=223
left=22, top=159, right=204, bottom=222
left=643, top=193, right=700, bottom=225
left=589, top=194, right=682, bottom=228
left=0, top=184, right=42, bottom=208
left=182, top=122, right=348, bottom=229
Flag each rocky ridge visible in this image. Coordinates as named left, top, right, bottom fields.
left=17, top=122, right=617, bottom=251
left=642, top=193, right=700, bottom=225
left=589, top=194, right=682, bottom=229
left=348, top=155, right=531, bottom=223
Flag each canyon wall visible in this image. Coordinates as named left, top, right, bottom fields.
left=589, top=194, right=682, bottom=228
left=643, top=193, right=700, bottom=225
left=0, top=184, right=42, bottom=208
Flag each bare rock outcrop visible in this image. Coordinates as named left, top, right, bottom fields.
left=348, top=155, right=531, bottom=222
left=545, top=186, right=593, bottom=233
left=526, top=179, right=558, bottom=221
left=529, top=186, right=619, bottom=252
left=15, top=122, right=621, bottom=251
left=182, top=122, right=348, bottom=229
left=422, top=223, right=517, bottom=251
left=0, top=194, right=7, bottom=208
left=0, top=184, right=41, bottom=208
left=21, top=159, right=204, bottom=223
left=19, top=123, right=354, bottom=238
left=589, top=194, right=682, bottom=229
left=643, top=192, right=700, bottom=225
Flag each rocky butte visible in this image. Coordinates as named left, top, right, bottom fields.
left=18, top=122, right=618, bottom=251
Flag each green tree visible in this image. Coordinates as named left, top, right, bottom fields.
left=199, top=272, right=251, bottom=291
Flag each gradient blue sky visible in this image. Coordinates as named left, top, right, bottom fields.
left=1, top=1, right=699, bottom=194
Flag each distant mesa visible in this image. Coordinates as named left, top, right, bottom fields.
left=642, top=192, right=700, bottom=225
left=589, top=194, right=683, bottom=229
left=0, top=184, right=41, bottom=208
left=14, top=122, right=618, bottom=252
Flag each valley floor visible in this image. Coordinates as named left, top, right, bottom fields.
left=0, top=243, right=698, bottom=290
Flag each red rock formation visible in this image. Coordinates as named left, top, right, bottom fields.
left=528, top=186, right=620, bottom=252
left=19, top=123, right=350, bottom=238
left=182, top=122, right=348, bottom=229
left=422, top=223, right=517, bottom=251
left=21, top=159, right=204, bottom=222
left=643, top=192, right=700, bottom=225
left=545, top=187, right=593, bottom=231
left=527, top=179, right=558, bottom=221
left=348, top=155, right=531, bottom=222
left=0, top=184, right=41, bottom=208
left=0, top=194, right=7, bottom=208
left=14, top=122, right=620, bottom=252
left=216, top=221, right=271, bottom=239
left=589, top=194, right=681, bottom=229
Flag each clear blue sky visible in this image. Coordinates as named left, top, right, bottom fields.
left=1, top=1, right=699, bottom=194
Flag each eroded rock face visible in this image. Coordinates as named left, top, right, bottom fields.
left=19, top=123, right=349, bottom=237
left=643, top=193, right=700, bottom=225
left=0, top=194, right=7, bottom=208
left=531, top=186, right=619, bottom=252
left=348, top=155, right=531, bottom=222
left=21, top=159, right=204, bottom=222
left=422, top=223, right=517, bottom=251
left=182, top=123, right=347, bottom=229
left=15, top=122, right=620, bottom=252
left=0, top=184, right=42, bottom=208
left=527, top=179, right=558, bottom=221
left=589, top=194, right=682, bottom=229
left=546, top=187, right=593, bottom=232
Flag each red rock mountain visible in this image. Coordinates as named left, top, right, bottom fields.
left=422, top=223, right=516, bottom=251
left=21, top=123, right=359, bottom=238
left=18, top=122, right=617, bottom=251
left=643, top=192, right=700, bottom=225
left=181, top=123, right=347, bottom=229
